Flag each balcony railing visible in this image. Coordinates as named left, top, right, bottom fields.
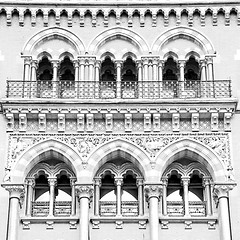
left=31, top=201, right=71, bottom=217
left=6, top=80, right=232, bottom=99
left=167, top=201, right=206, bottom=217
left=99, top=201, right=139, bottom=217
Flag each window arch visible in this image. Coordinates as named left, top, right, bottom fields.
left=94, top=161, right=144, bottom=217
left=25, top=161, right=76, bottom=217
left=162, top=161, right=213, bottom=217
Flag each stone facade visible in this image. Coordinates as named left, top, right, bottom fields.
left=0, top=1, right=240, bottom=240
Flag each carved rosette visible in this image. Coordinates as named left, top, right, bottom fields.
left=144, top=184, right=162, bottom=201
left=75, top=185, right=94, bottom=200
left=213, top=183, right=236, bottom=199
left=2, top=184, right=25, bottom=199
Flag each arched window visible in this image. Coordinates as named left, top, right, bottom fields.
left=94, top=162, right=144, bottom=217
left=100, top=57, right=116, bottom=98
left=121, top=57, right=137, bottom=98
left=162, top=57, right=178, bottom=98
left=37, top=57, right=53, bottom=98
left=59, top=56, right=75, bottom=98
left=184, top=56, right=201, bottom=97
left=25, top=161, right=76, bottom=217
left=162, top=161, right=213, bottom=217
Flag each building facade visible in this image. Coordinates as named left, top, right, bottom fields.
left=0, top=1, right=239, bottom=240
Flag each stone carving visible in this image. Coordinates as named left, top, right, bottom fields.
left=5, top=133, right=231, bottom=179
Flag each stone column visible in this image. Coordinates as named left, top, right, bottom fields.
left=23, top=56, right=32, bottom=81
left=178, top=60, right=185, bottom=97
left=145, top=185, right=162, bottom=240
left=48, top=177, right=57, bottom=217
left=88, top=58, right=95, bottom=81
left=115, top=177, right=123, bottom=216
left=94, top=178, right=102, bottom=216
left=115, top=60, right=123, bottom=99
left=76, top=185, right=93, bottom=240
left=161, top=177, right=168, bottom=216
left=73, top=60, right=79, bottom=81
left=203, top=177, right=212, bottom=216
left=95, top=60, right=101, bottom=98
left=200, top=59, right=207, bottom=81
left=158, top=60, right=164, bottom=81
left=152, top=58, right=158, bottom=81
left=213, top=183, right=236, bottom=240
left=70, top=178, right=77, bottom=216
left=137, top=178, right=144, bottom=216
left=206, top=56, right=214, bottom=81
left=181, top=177, right=190, bottom=216
left=142, top=58, right=149, bottom=81
left=51, top=60, right=59, bottom=98
left=30, top=60, right=38, bottom=82
left=3, top=184, right=24, bottom=240
left=79, top=57, right=85, bottom=81
left=26, top=178, right=35, bottom=216
left=136, top=60, right=143, bottom=98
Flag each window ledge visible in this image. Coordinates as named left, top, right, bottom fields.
left=21, top=216, right=79, bottom=230
left=90, top=215, right=148, bottom=229
left=159, top=215, right=218, bottom=229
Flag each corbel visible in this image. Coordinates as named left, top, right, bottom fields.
left=191, top=113, right=199, bottom=132
left=77, top=113, right=85, bottom=132
left=38, top=113, right=46, bottom=132
left=86, top=113, right=94, bottom=132
left=211, top=112, right=219, bottom=132
left=153, top=113, right=160, bottom=132
left=125, top=113, right=132, bottom=132
left=105, top=113, right=113, bottom=132
left=172, top=113, right=180, bottom=132
left=58, top=113, right=65, bottom=132
left=144, top=113, right=151, bottom=132
left=6, top=113, right=14, bottom=132
left=19, top=113, right=27, bottom=132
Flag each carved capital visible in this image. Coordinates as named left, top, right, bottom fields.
left=145, top=184, right=162, bottom=200
left=26, top=178, right=35, bottom=187
left=2, top=184, right=25, bottom=198
left=48, top=178, right=57, bottom=187
left=94, top=177, right=102, bottom=187
left=213, top=183, right=236, bottom=199
left=114, top=177, right=123, bottom=186
left=75, top=185, right=93, bottom=199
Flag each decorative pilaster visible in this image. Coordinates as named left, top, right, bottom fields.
left=23, top=56, right=32, bottom=81
left=94, top=178, right=102, bottom=216
left=70, top=178, right=77, bottom=216
left=181, top=177, right=190, bottom=217
left=206, top=56, right=214, bottom=81
left=213, top=183, right=236, bottom=240
left=76, top=185, right=93, bottom=240
left=106, top=113, right=113, bottom=132
left=136, top=178, right=144, bottom=216
left=2, top=184, right=24, bottom=240
left=145, top=185, right=162, bottom=240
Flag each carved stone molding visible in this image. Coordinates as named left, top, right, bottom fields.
left=75, top=185, right=94, bottom=200
left=144, top=184, right=162, bottom=200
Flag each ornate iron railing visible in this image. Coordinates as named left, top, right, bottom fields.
left=99, top=201, right=139, bottom=216
left=31, top=201, right=71, bottom=217
left=6, top=80, right=232, bottom=99
left=167, top=201, right=206, bottom=217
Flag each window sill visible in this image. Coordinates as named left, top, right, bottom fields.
left=21, top=215, right=79, bottom=230
left=90, top=215, right=148, bottom=229
left=159, top=215, right=218, bottom=229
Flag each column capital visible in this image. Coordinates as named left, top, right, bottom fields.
left=213, top=183, right=236, bottom=198
left=205, top=56, right=213, bottom=64
left=25, top=178, right=35, bottom=187
left=152, top=57, right=159, bottom=65
left=181, top=176, right=190, bottom=185
left=94, top=177, right=102, bottom=187
left=144, top=184, right=162, bottom=200
left=199, top=59, right=207, bottom=67
left=136, top=60, right=142, bottom=68
left=202, top=177, right=212, bottom=187
left=158, top=60, right=164, bottom=67
left=178, top=59, right=186, bottom=68
left=2, top=184, right=25, bottom=198
left=31, top=60, right=38, bottom=68
left=48, top=177, right=57, bottom=187
left=115, top=60, right=123, bottom=68
left=70, top=178, right=77, bottom=186
left=51, top=60, right=59, bottom=68
left=75, top=184, right=94, bottom=199
left=73, top=59, right=79, bottom=68
left=95, top=60, right=101, bottom=68
left=161, top=177, right=168, bottom=186
left=114, top=177, right=123, bottom=186
left=136, top=178, right=144, bottom=187
left=22, top=56, right=32, bottom=65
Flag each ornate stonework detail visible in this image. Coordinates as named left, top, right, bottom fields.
left=69, top=220, right=77, bottom=229
left=6, top=132, right=232, bottom=176
left=208, top=220, right=216, bottom=230
left=138, top=220, right=147, bottom=229
left=211, top=113, right=219, bottom=132
left=46, top=221, right=54, bottom=229
left=161, top=220, right=169, bottom=229
left=75, top=185, right=94, bottom=199
left=2, top=184, right=25, bottom=199
left=144, top=114, right=151, bottom=132
left=185, top=220, right=192, bottom=229
left=6, top=113, right=14, bottom=132
left=125, top=114, right=132, bottom=132
left=144, top=185, right=162, bottom=200
left=19, top=114, right=27, bottom=132
left=92, top=220, right=100, bottom=229
left=115, top=220, right=123, bottom=229
left=58, top=114, right=65, bottom=132
left=213, top=183, right=236, bottom=199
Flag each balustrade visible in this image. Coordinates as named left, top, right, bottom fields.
left=6, top=80, right=232, bottom=99
left=31, top=201, right=72, bottom=217
left=99, top=201, right=139, bottom=217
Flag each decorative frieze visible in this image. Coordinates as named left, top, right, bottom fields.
left=5, top=132, right=232, bottom=175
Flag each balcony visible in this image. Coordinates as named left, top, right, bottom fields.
left=99, top=201, right=139, bottom=217
left=31, top=201, right=72, bottom=217
left=6, top=80, right=232, bottom=99
left=167, top=201, right=206, bottom=217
